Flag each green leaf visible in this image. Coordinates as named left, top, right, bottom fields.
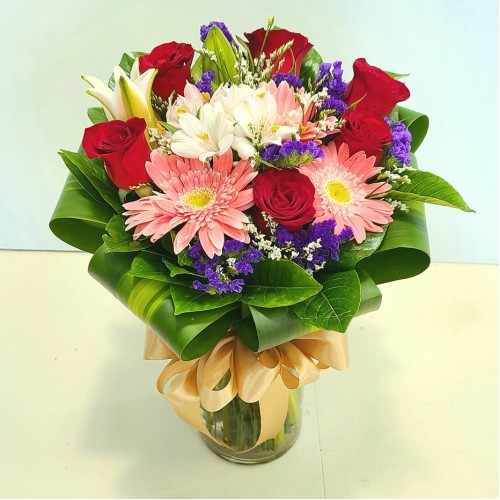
left=358, top=201, right=430, bottom=284
left=389, top=170, right=473, bottom=212
left=242, top=260, right=322, bottom=308
left=232, top=315, right=259, bottom=351
left=395, top=106, right=429, bottom=153
left=191, top=55, right=203, bottom=82
left=384, top=70, right=410, bottom=80
left=89, top=245, right=239, bottom=360
left=87, top=107, right=107, bottom=124
left=49, top=174, right=114, bottom=252
left=356, top=269, right=382, bottom=316
left=300, top=48, right=323, bottom=90
left=334, top=229, right=387, bottom=270
left=170, top=283, right=240, bottom=315
left=163, top=258, right=200, bottom=278
left=292, top=270, right=361, bottom=333
left=102, top=214, right=151, bottom=253
left=108, top=52, right=136, bottom=89
left=59, top=150, right=122, bottom=213
left=130, top=253, right=170, bottom=282
left=202, top=27, right=238, bottom=84
left=249, top=306, right=314, bottom=351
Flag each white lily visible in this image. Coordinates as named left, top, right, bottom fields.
left=170, top=102, right=234, bottom=161
left=82, top=64, right=158, bottom=126
left=231, top=86, right=297, bottom=159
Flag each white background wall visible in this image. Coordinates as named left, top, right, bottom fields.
left=0, top=0, right=497, bottom=263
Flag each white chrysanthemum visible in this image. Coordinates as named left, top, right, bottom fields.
left=170, top=103, right=234, bottom=161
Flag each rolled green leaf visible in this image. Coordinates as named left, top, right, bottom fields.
left=49, top=174, right=114, bottom=252
left=242, top=260, right=322, bottom=308
left=88, top=246, right=239, bottom=360
left=355, top=269, right=382, bottom=316
left=358, top=201, right=430, bottom=284
left=395, top=106, right=429, bottom=153
left=389, top=170, right=474, bottom=212
left=249, top=306, right=314, bottom=351
left=292, top=270, right=361, bottom=333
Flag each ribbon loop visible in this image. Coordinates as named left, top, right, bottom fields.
left=145, top=327, right=349, bottom=450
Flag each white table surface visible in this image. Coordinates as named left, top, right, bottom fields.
left=0, top=251, right=497, bottom=498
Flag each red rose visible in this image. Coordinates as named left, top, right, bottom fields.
left=82, top=118, right=151, bottom=189
left=335, top=110, right=392, bottom=162
left=253, top=169, right=315, bottom=231
left=345, top=58, right=410, bottom=116
left=139, top=42, right=194, bottom=100
left=244, top=28, right=312, bottom=75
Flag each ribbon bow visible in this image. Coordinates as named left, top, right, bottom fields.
left=145, top=328, right=348, bottom=448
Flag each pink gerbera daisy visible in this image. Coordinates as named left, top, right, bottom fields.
left=300, top=142, right=393, bottom=243
left=123, top=149, right=257, bottom=257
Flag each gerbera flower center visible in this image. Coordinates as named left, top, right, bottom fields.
left=182, top=188, right=215, bottom=210
left=325, top=181, right=351, bottom=205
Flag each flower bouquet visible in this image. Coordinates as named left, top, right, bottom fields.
left=50, top=19, right=472, bottom=464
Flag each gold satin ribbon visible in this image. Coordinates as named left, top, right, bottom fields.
left=145, top=328, right=348, bottom=448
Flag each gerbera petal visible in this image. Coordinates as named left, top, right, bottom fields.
left=198, top=226, right=217, bottom=259
left=213, top=149, right=233, bottom=176
left=173, top=220, right=198, bottom=254
left=231, top=189, right=254, bottom=210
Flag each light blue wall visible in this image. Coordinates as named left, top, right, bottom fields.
left=1, top=0, right=497, bottom=262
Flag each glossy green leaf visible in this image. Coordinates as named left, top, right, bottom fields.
left=59, top=150, right=122, bottom=213
left=242, top=260, right=322, bottom=308
left=202, top=26, right=238, bottom=84
left=170, top=283, right=240, bottom=315
left=356, top=269, right=382, bottom=316
left=87, top=107, right=107, bottom=124
left=163, top=258, right=200, bottom=277
left=358, top=201, right=430, bottom=284
left=389, top=170, right=473, bottom=212
left=300, top=48, right=323, bottom=90
left=102, top=214, right=151, bottom=253
left=395, top=106, right=429, bottom=153
left=334, top=229, right=387, bottom=271
left=108, top=52, right=136, bottom=89
left=89, top=246, right=239, bottom=360
left=49, top=174, right=114, bottom=252
left=191, top=55, right=203, bottom=82
left=292, top=270, right=361, bottom=333
left=130, top=253, right=170, bottom=282
left=249, top=306, right=314, bottom=351
left=231, top=315, right=259, bottom=351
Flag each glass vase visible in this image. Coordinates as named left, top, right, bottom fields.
left=200, top=388, right=303, bottom=464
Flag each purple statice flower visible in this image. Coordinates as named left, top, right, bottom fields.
left=200, top=21, right=234, bottom=43
left=276, top=219, right=352, bottom=272
left=261, top=140, right=323, bottom=167
left=272, top=73, right=304, bottom=89
left=317, top=61, right=347, bottom=98
left=195, top=71, right=215, bottom=95
left=187, top=239, right=262, bottom=294
left=223, top=239, right=247, bottom=253
left=261, top=144, right=282, bottom=162
left=386, top=119, right=412, bottom=166
left=320, top=96, right=348, bottom=115
left=316, top=61, right=347, bottom=116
